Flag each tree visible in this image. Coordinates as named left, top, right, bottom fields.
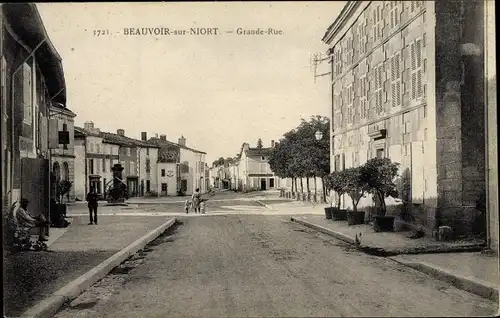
left=343, top=167, right=370, bottom=212
left=361, top=157, right=399, bottom=216
left=56, top=180, right=72, bottom=204
left=325, top=170, right=347, bottom=210
left=256, top=138, right=263, bottom=148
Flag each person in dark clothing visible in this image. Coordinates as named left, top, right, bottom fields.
left=86, top=187, right=99, bottom=225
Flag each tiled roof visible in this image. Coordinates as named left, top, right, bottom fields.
left=148, top=137, right=206, bottom=154
left=74, top=126, right=160, bottom=148
left=247, top=147, right=272, bottom=156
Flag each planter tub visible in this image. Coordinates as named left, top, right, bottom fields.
left=373, top=216, right=395, bottom=232
left=347, top=211, right=365, bottom=225
left=324, top=207, right=333, bottom=219
left=332, top=209, right=348, bottom=221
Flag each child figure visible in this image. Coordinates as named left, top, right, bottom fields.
left=200, top=200, right=206, bottom=214
left=184, top=199, right=191, bottom=214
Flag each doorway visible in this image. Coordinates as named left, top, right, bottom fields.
left=260, top=178, right=267, bottom=190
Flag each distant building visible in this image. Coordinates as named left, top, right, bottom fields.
left=147, top=134, right=207, bottom=195
left=237, top=142, right=277, bottom=191
left=323, top=1, right=488, bottom=237
left=49, top=103, right=77, bottom=202
left=74, top=123, right=161, bottom=200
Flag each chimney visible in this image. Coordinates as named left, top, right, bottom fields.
left=84, top=121, right=94, bottom=130
left=117, top=129, right=125, bottom=136
left=271, top=140, right=275, bottom=148
left=155, top=133, right=159, bottom=138
left=141, top=132, right=147, bottom=141
left=243, top=143, right=250, bottom=151
left=178, top=135, right=186, bottom=146
left=160, top=134, right=167, bottom=141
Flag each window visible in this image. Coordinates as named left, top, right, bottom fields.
left=96, top=159, right=100, bottom=174
left=89, top=143, right=94, bottom=153
left=62, top=123, right=68, bottom=149
left=21, top=63, right=33, bottom=125
left=89, top=159, right=94, bottom=174
left=146, top=158, right=151, bottom=173
left=161, top=169, right=166, bottom=177
left=270, top=178, right=275, bottom=188
left=391, top=52, right=402, bottom=107
left=261, top=156, right=265, bottom=161
left=102, top=158, right=106, bottom=172
left=146, top=180, right=151, bottom=192
left=376, top=148, right=385, bottom=158
left=374, top=63, right=384, bottom=114
left=410, top=1, right=423, bottom=13
left=346, top=84, right=354, bottom=124
left=389, top=2, right=401, bottom=29
left=359, top=76, right=368, bottom=118
left=372, top=4, right=383, bottom=43
left=410, top=38, right=423, bottom=100
left=96, top=144, right=100, bottom=153
left=161, top=183, right=167, bottom=192
left=126, top=147, right=131, bottom=156
left=130, top=161, right=134, bottom=175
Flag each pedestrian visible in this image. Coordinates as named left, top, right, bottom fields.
left=184, top=199, right=191, bottom=214
left=200, top=199, right=206, bottom=214
left=13, top=198, right=49, bottom=242
left=191, top=188, right=201, bottom=213
left=86, top=187, right=99, bottom=225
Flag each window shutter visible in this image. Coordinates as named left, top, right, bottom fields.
left=395, top=7, right=399, bottom=24
left=417, top=70, right=422, bottom=97
left=396, top=54, right=401, bottom=78
left=397, top=82, right=401, bottom=105
left=391, top=57, right=395, bottom=80
left=392, top=83, right=396, bottom=107
left=416, top=39, right=422, bottom=67
left=411, top=73, right=416, bottom=99
left=411, top=43, right=416, bottom=70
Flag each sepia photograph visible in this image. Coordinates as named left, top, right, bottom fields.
left=1, top=1, right=498, bottom=317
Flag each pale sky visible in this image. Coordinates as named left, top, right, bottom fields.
left=37, top=2, right=344, bottom=163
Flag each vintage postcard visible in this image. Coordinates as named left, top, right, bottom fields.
left=1, top=1, right=498, bottom=317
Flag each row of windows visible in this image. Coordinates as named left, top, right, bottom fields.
left=87, top=158, right=136, bottom=175
left=332, top=1, right=424, bottom=79
left=333, top=37, right=424, bottom=129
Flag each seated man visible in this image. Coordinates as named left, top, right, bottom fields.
left=13, top=198, right=49, bottom=242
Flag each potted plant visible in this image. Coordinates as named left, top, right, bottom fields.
left=327, top=170, right=348, bottom=221
left=362, top=157, right=400, bottom=232
left=343, top=167, right=369, bottom=225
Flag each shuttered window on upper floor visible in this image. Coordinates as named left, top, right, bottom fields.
left=391, top=52, right=402, bottom=107
left=410, top=38, right=423, bottom=101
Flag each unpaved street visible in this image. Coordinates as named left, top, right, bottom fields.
left=54, top=215, right=496, bottom=317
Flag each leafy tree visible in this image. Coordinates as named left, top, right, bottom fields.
left=256, top=138, right=263, bottom=148
left=361, top=157, right=399, bottom=216
left=325, top=170, right=347, bottom=209
left=56, top=180, right=72, bottom=204
left=343, top=167, right=370, bottom=212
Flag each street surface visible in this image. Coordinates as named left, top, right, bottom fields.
left=54, top=203, right=496, bottom=317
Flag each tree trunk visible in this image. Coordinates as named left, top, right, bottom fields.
left=291, top=178, right=294, bottom=193
left=306, top=177, right=310, bottom=193
left=352, top=197, right=358, bottom=212
left=300, top=178, right=304, bottom=192
left=314, top=177, right=317, bottom=196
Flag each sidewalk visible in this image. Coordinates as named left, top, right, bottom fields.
left=3, top=215, right=174, bottom=317
left=291, top=215, right=498, bottom=302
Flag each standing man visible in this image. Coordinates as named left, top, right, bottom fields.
left=191, top=188, right=201, bottom=213
left=86, top=187, right=99, bottom=225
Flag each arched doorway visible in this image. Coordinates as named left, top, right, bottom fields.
left=62, top=162, right=69, bottom=181
left=52, top=162, right=61, bottom=181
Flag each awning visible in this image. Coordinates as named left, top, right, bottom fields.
left=2, top=4, right=66, bottom=105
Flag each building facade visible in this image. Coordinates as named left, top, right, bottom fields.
left=49, top=103, right=76, bottom=202
left=148, top=134, right=207, bottom=196
left=323, top=1, right=488, bottom=237
left=2, top=4, right=66, bottom=223
left=237, top=142, right=277, bottom=192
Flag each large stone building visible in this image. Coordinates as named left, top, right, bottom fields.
left=1, top=4, right=67, bottom=224
left=322, top=1, right=490, bottom=239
